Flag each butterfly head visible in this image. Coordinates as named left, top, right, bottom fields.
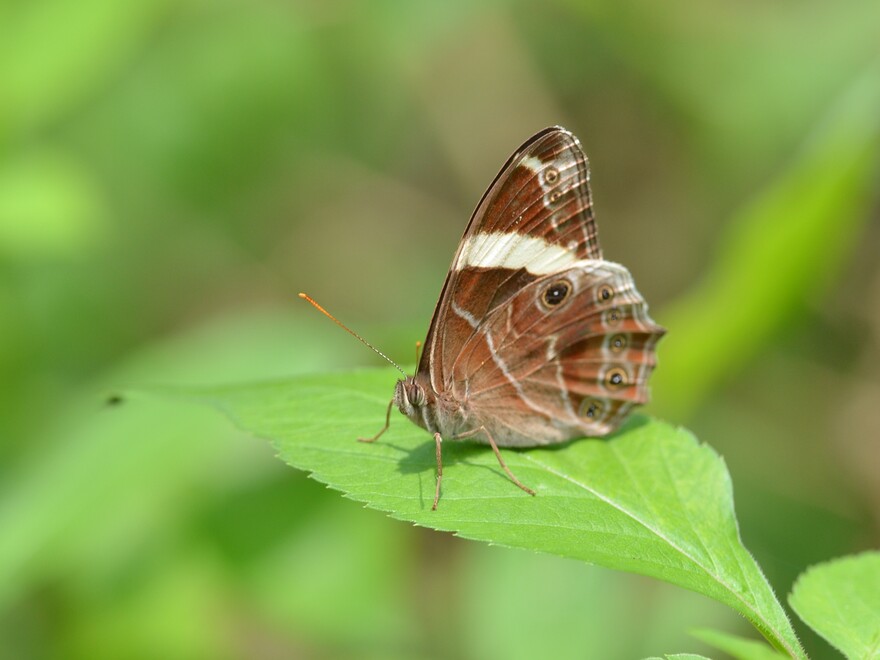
left=394, top=376, right=427, bottom=418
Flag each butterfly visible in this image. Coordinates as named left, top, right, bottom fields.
left=306, top=126, right=665, bottom=510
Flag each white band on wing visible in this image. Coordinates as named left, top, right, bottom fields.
left=456, top=231, right=588, bottom=275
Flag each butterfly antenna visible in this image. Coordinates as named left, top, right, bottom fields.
left=298, top=293, right=407, bottom=377
left=415, top=340, right=423, bottom=368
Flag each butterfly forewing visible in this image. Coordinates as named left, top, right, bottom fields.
left=453, top=127, right=602, bottom=263
left=421, top=127, right=604, bottom=392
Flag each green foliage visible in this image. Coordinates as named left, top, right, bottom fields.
left=789, top=552, right=880, bottom=659
left=0, top=0, right=173, bottom=140
left=3, top=1, right=880, bottom=657
left=651, top=62, right=880, bottom=418
left=166, top=368, right=804, bottom=658
left=0, top=149, right=105, bottom=257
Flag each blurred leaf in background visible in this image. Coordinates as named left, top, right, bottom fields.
left=0, top=1, right=878, bottom=658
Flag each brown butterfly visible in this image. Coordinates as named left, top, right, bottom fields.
left=304, top=126, right=664, bottom=509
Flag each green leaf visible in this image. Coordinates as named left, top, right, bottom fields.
left=789, top=552, right=880, bottom=659
left=691, top=628, right=789, bottom=660
left=161, top=367, right=805, bottom=658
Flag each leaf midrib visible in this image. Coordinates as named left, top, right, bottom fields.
left=522, top=451, right=798, bottom=657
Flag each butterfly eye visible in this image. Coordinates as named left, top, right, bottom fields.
left=597, top=284, right=615, bottom=303
left=543, top=166, right=560, bottom=184
left=409, top=383, right=426, bottom=407
left=604, top=367, right=628, bottom=391
left=580, top=397, right=606, bottom=420
left=542, top=280, right=571, bottom=307
left=609, top=334, right=628, bottom=353
left=603, top=307, right=623, bottom=326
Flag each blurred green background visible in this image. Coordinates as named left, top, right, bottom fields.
left=1, top=1, right=879, bottom=658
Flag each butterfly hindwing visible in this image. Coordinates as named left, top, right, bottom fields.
left=448, top=262, right=664, bottom=445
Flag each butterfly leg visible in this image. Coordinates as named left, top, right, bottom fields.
left=357, top=398, right=394, bottom=443
left=431, top=432, right=443, bottom=511
left=453, top=426, right=536, bottom=497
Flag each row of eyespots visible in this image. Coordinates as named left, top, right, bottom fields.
left=541, top=279, right=619, bottom=307
left=577, top=353, right=638, bottom=423
left=539, top=279, right=633, bottom=339
left=596, top=285, right=627, bottom=329
left=578, top=366, right=631, bottom=421
left=540, top=163, right=580, bottom=233
left=537, top=275, right=642, bottom=414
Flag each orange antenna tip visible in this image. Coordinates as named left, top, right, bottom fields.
left=298, top=291, right=407, bottom=377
